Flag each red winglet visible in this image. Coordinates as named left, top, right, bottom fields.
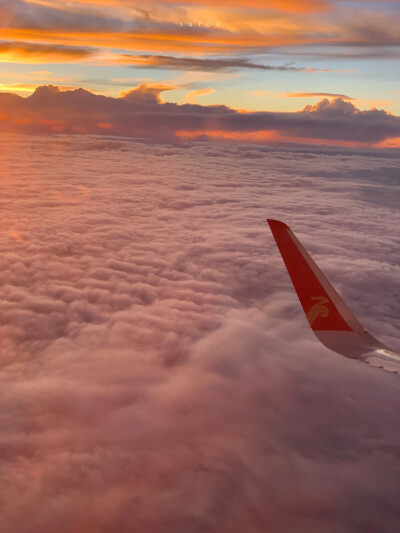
left=267, top=219, right=400, bottom=369
left=267, top=219, right=361, bottom=332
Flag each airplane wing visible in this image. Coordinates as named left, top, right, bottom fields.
left=267, top=219, right=400, bottom=374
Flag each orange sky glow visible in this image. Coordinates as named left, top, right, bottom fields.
left=0, top=0, right=399, bottom=146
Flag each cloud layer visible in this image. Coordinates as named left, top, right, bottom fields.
left=0, top=134, right=399, bottom=532
left=1, top=0, right=399, bottom=61
left=1, top=85, right=399, bottom=147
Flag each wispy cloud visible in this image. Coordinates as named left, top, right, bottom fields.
left=184, top=87, right=214, bottom=103
left=284, top=92, right=354, bottom=100
left=119, top=54, right=308, bottom=72
left=1, top=1, right=397, bottom=59
left=0, top=41, right=94, bottom=62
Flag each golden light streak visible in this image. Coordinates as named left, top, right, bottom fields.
left=0, top=83, right=38, bottom=93
left=0, top=27, right=329, bottom=56
left=175, top=129, right=380, bottom=148
left=353, top=98, right=394, bottom=110
left=0, top=42, right=93, bottom=63
left=184, top=88, right=215, bottom=104
left=374, top=137, right=400, bottom=148
left=0, top=82, right=90, bottom=95
left=97, top=122, right=113, bottom=130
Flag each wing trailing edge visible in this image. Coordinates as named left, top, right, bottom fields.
left=267, top=219, right=400, bottom=374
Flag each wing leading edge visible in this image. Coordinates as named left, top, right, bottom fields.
left=267, top=219, right=400, bottom=374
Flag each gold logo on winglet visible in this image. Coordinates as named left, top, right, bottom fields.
left=306, top=296, right=330, bottom=325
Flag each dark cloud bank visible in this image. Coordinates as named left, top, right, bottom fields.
left=120, top=54, right=311, bottom=72
left=0, top=134, right=399, bottom=532
left=1, top=84, right=399, bottom=146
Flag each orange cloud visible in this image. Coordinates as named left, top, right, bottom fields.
left=284, top=92, right=354, bottom=100
left=9, top=230, right=23, bottom=242
left=13, top=117, right=32, bottom=125
left=1, top=0, right=398, bottom=64
left=25, top=0, right=330, bottom=13
left=0, top=25, right=326, bottom=56
left=40, top=118, right=67, bottom=131
left=0, top=82, right=82, bottom=95
left=184, top=88, right=215, bottom=104
left=375, top=136, right=400, bottom=148
left=176, top=129, right=280, bottom=143
left=77, top=186, right=92, bottom=197
left=176, top=129, right=375, bottom=148
left=0, top=41, right=94, bottom=63
left=120, top=83, right=176, bottom=103
left=97, top=121, right=113, bottom=130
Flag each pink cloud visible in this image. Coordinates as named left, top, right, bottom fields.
left=0, top=134, right=399, bottom=532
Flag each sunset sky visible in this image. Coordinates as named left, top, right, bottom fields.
left=0, top=0, right=399, bottom=115
left=1, top=2, right=400, bottom=531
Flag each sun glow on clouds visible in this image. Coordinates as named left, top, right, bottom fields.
left=0, top=41, right=94, bottom=63
left=0, top=27, right=317, bottom=56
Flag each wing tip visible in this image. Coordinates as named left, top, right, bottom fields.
left=266, top=219, right=290, bottom=232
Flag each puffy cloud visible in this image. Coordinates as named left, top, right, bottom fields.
left=121, top=82, right=176, bottom=104
left=302, top=97, right=359, bottom=116
left=0, top=134, right=399, bottom=532
left=0, top=85, right=399, bottom=146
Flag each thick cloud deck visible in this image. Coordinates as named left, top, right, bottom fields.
left=0, top=135, right=399, bottom=533
left=0, top=85, right=399, bottom=146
